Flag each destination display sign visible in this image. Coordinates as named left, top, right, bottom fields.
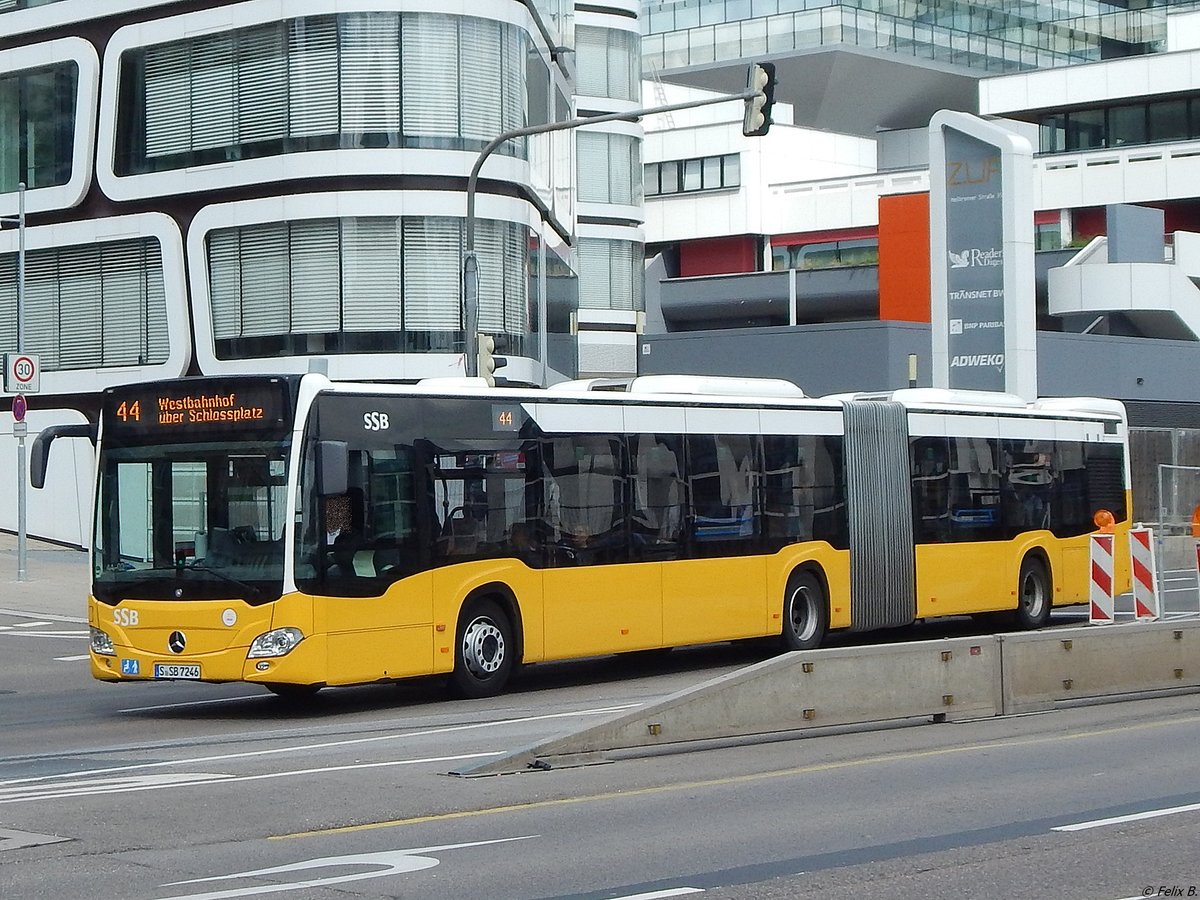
left=103, top=379, right=290, bottom=440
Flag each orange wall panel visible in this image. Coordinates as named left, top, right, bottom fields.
left=878, top=192, right=931, bottom=323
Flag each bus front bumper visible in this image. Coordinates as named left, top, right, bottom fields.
left=90, top=633, right=327, bottom=687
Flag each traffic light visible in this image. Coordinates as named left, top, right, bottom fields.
left=477, top=334, right=496, bottom=386
left=476, top=333, right=506, bottom=387
left=742, top=62, right=776, bottom=137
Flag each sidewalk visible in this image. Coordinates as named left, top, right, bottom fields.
left=0, top=531, right=89, bottom=620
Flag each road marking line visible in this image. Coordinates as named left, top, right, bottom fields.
left=160, top=837, right=536, bottom=900
left=119, top=695, right=265, bottom=713
left=610, top=890, right=704, bottom=899
left=276, top=712, right=1200, bottom=840
left=0, top=608, right=86, bottom=624
left=54, top=654, right=90, bottom=662
left=0, top=754, right=501, bottom=805
left=2, top=630, right=89, bottom=638
left=0, top=705, right=639, bottom=788
left=1053, top=801, right=1200, bottom=832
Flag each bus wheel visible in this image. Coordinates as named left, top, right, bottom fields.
left=1014, top=556, right=1052, bottom=630
left=781, top=570, right=827, bottom=651
left=265, top=683, right=321, bottom=701
left=452, top=599, right=515, bottom=699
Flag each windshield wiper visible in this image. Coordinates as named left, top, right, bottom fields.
left=178, top=561, right=265, bottom=602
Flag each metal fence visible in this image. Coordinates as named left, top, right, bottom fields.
left=1123, top=427, right=1200, bottom=619
left=1127, top=430, right=1200, bottom=618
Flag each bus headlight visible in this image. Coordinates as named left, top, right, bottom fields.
left=248, top=627, right=304, bottom=658
left=90, top=627, right=116, bottom=656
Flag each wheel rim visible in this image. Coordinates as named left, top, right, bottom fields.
left=461, top=615, right=505, bottom=679
left=1020, top=569, right=1046, bottom=619
left=789, top=584, right=817, bottom=643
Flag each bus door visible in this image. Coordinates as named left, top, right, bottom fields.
left=662, top=430, right=767, bottom=645
left=539, top=433, right=663, bottom=657
left=296, top=395, right=434, bottom=685
left=910, top=431, right=1008, bottom=616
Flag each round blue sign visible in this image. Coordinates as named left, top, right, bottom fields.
left=11, top=393, right=27, bottom=422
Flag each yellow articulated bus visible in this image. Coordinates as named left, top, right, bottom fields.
left=33, top=373, right=1131, bottom=699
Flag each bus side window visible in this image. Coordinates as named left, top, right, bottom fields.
left=686, top=434, right=761, bottom=554
left=762, top=434, right=814, bottom=547
left=630, top=435, right=684, bottom=559
left=542, top=436, right=625, bottom=565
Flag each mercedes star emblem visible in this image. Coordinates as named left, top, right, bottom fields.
left=168, top=631, right=187, bottom=654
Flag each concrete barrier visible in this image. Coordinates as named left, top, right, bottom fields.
left=1000, top=620, right=1200, bottom=714
left=454, top=636, right=1001, bottom=776
left=452, top=619, right=1200, bottom=777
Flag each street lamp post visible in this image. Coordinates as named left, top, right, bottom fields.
left=462, top=79, right=771, bottom=380
left=2, top=183, right=28, bottom=581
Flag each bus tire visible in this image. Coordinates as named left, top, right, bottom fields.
left=781, top=570, right=827, bottom=651
left=1014, top=555, right=1052, bottom=630
left=451, top=598, right=515, bottom=699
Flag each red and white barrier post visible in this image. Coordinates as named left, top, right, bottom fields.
left=1194, top=539, right=1200, bottom=611
left=1129, top=526, right=1160, bottom=622
left=1089, top=533, right=1115, bottom=625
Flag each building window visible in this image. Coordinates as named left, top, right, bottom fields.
left=1039, top=96, right=1200, bottom=154
left=207, top=216, right=528, bottom=360
left=577, top=132, right=642, bottom=205
left=575, top=25, right=640, bottom=102
left=578, top=237, right=644, bottom=311
left=1035, top=222, right=1062, bottom=251
left=1147, top=98, right=1189, bottom=144
left=0, top=238, right=168, bottom=370
left=0, top=61, right=77, bottom=192
left=645, top=153, right=739, bottom=197
left=1108, top=103, right=1146, bottom=147
left=115, top=13, right=528, bottom=176
left=771, top=239, right=879, bottom=271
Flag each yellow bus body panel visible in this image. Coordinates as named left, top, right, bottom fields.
left=542, top=562, right=661, bottom=659
left=661, top=556, right=765, bottom=646
left=914, top=541, right=1027, bottom=617
left=312, top=571, right=433, bottom=686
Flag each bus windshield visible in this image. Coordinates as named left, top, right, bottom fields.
left=93, top=440, right=292, bottom=604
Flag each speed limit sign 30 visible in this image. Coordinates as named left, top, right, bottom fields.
left=4, top=353, right=40, bottom=393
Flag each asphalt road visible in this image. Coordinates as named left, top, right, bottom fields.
left=1, top=540, right=1198, bottom=899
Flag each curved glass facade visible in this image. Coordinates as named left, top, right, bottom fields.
left=577, top=131, right=642, bottom=205
left=576, top=24, right=640, bottom=101
left=578, top=237, right=644, bottom=311
left=207, top=215, right=529, bottom=360
left=114, top=12, right=529, bottom=175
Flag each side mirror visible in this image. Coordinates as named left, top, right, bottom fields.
left=30, top=423, right=96, bottom=489
left=315, top=440, right=348, bottom=496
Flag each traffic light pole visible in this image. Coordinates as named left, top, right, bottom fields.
left=462, top=86, right=764, bottom=378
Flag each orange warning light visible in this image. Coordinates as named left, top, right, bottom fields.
left=1191, top=504, right=1200, bottom=538
left=1093, top=509, right=1116, bottom=533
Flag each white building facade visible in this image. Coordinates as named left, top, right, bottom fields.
left=0, top=0, right=643, bottom=545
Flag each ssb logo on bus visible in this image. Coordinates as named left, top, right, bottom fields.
left=363, top=411, right=389, bottom=431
